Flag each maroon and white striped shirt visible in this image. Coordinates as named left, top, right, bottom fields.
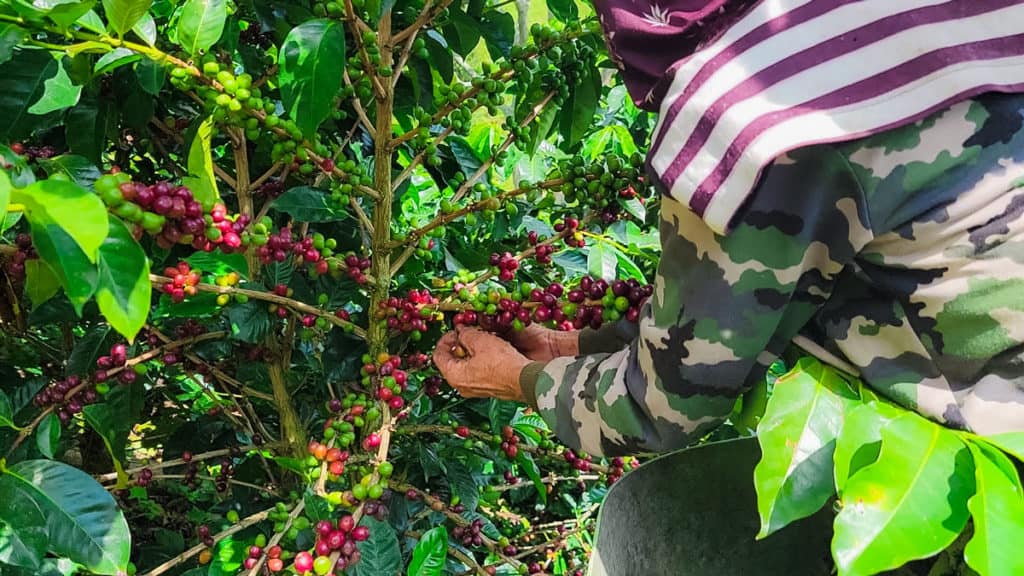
left=596, top=0, right=1024, bottom=234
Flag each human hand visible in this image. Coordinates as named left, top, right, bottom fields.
left=433, top=327, right=531, bottom=402
left=505, top=323, right=579, bottom=362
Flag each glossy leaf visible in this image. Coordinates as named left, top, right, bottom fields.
left=754, top=359, right=854, bottom=538
left=182, top=116, right=219, bottom=208
left=35, top=412, right=61, bottom=458
left=0, top=460, right=130, bottom=575
left=93, top=47, right=140, bottom=76
left=547, top=0, right=578, bottom=22
left=28, top=56, right=81, bottom=115
left=963, top=442, right=1024, bottom=576
left=37, top=154, right=101, bottom=188
left=832, top=413, right=974, bottom=576
left=272, top=186, right=345, bottom=222
left=135, top=58, right=164, bottom=95
left=354, top=517, right=401, bottom=576
left=517, top=450, right=547, bottom=505
left=226, top=300, right=271, bottom=343
left=12, top=179, right=106, bottom=312
left=559, top=64, right=600, bottom=148
left=94, top=218, right=151, bottom=341
left=34, top=0, right=96, bottom=29
left=0, top=389, right=15, bottom=429
left=67, top=324, right=111, bottom=376
left=131, top=12, right=156, bottom=45
left=77, top=9, right=106, bottom=34
left=83, top=383, right=144, bottom=479
left=833, top=401, right=901, bottom=492
left=278, top=19, right=345, bottom=136
left=0, top=475, right=47, bottom=570
left=176, top=0, right=227, bottom=55
left=984, top=432, right=1024, bottom=461
left=102, top=0, right=152, bottom=36
left=446, top=460, right=479, bottom=512
left=407, top=526, right=447, bottom=576
left=587, top=242, right=616, bottom=280
left=0, top=23, right=27, bottom=66
left=0, top=48, right=59, bottom=140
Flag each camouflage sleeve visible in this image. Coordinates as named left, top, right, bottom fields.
left=521, top=145, right=874, bottom=457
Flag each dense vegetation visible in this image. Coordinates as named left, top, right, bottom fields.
left=2, top=0, right=1023, bottom=575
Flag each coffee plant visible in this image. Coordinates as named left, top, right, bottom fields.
left=3, top=0, right=1024, bottom=575
left=0, top=1, right=660, bottom=575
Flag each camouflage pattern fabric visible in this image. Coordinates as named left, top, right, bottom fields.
left=521, top=92, right=1024, bottom=457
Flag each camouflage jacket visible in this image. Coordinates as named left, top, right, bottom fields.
left=520, top=93, right=1024, bottom=457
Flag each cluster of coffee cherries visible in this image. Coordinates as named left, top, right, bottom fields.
left=500, top=424, right=521, bottom=459
left=134, top=468, right=154, bottom=487
left=212, top=271, right=246, bottom=307
left=375, top=289, right=441, bottom=339
left=452, top=284, right=533, bottom=332
left=306, top=439, right=350, bottom=479
left=526, top=231, right=555, bottom=265
left=489, top=252, right=520, bottom=282
left=340, top=253, right=371, bottom=284
left=8, top=141, right=56, bottom=160
left=554, top=152, right=648, bottom=223
left=93, top=173, right=254, bottom=252
left=565, top=277, right=653, bottom=328
left=290, top=513, right=368, bottom=575
left=161, top=262, right=201, bottom=303
left=2, top=233, right=34, bottom=284
left=553, top=215, right=584, bottom=248
left=180, top=450, right=200, bottom=488
left=32, top=375, right=96, bottom=423
left=453, top=518, right=488, bottom=549
left=256, top=228, right=338, bottom=276
left=357, top=353, right=411, bottom=409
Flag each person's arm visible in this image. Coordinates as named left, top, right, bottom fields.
left=520, top=144, right=874, bottom=456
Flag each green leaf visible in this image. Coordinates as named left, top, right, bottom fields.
left=546, top=0, right=578, bottom=22
left=278, top=19, right=345, bottom=136
left=354, top=517, right=401, bottom=576
left=0, top=170, right=9, bottom=235
left=102, top=0, right=152, bottom=36
left=487, top=400, right=517, bottom=433
left=831, top=413, right=974, bottom=576
left=587, top=242, right=616, bottom=280
left=963, top=442, right=1024, bottom=576
left=37, top=154, right=101, bottom=188
left=0, top=48, right=60, bottom=140
left=833, top=401, right=901, bottom=493
left=407, top=526, right=447, bottom=576
left=0, top=478, right=47, bottom=570
left=12, top=180, right=107, bottom=312
left=35, top=0, right=96, bottom=29
left=94, top=218, right=151, bottom=341
left=226, top=300, right=270, bottom=343
left=176, top=0, right=227, bottom=55
left=131, top=12, right=156, bottom=45
left=93, top=47, right=140, bottom=76
left=83, top=383, right=144, bottom=471
left=984, top=432, right=1024, bottom=461
left=559, top=65, right=600, bottom=148
left=0, top=390, right=15, bottom=429
left=0, top=460, right=130, bottom=575
left=303, top=491, right=331, bottom=523
left=28, top=56, right=81, bottom=115
left=67, top=324, right=111, bottom=376
left=479, top=10, right=514, bottom=60
left=135, top=58, right=164, bottom=95
left=77, top=9, right=106, bottom=34
left=272, top=186, right=345, bottom=222
left=754, top=359, right=854, bottom=538
left=66, top=95, right=112, bottom=163
left=0, top=24, right=27, bottom=66
left=182, top=116, right=219, bottom=208
left=35, top=412, right=60, bottom=458
left=446, top=460, right=479, bottom=513
left=517, top=450, right=546, bottom=505
left=186, top=250, right=248, bottom=279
